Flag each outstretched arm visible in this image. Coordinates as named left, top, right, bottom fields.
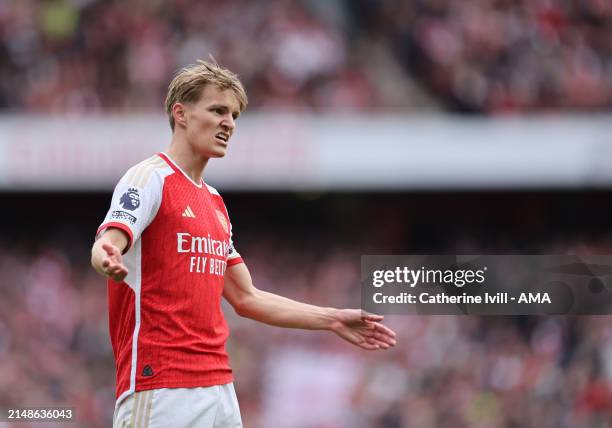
left=91, top=228, right=129, bottom=282
left=223, top=263, right=396, bottom=350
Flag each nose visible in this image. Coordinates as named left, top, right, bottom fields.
left=221, top=115, right=235, bottom=133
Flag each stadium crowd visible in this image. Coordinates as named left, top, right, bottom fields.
left=1, top=0, right=611, bottom=113
left=348, top=0, right=612, bottom=112
left=2, top=211, right=612, bottom=427
left=0, top=0, right=376, bottom=112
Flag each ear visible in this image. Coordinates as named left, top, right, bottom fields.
left=172, top=103, right=188, bottom=128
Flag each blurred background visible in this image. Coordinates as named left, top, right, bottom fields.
left=1, top=0, right=612, bottom=427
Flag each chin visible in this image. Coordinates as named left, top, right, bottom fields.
left=209, top=149, right=227, bottom=158
left=200, top=145, right=227, bottom=158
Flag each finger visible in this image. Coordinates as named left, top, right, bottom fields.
left=377, top=336, right=396, bottom=346
left=366, top=335, right=392, bottom=348
left=360, top=344, right=380, bottom=351
left=360, top=338, right=380, bottom=351
left=110, top=269, right=128, bottom=282
left=360, top=329, right=376, bottom=338
left=372, top=322, right=396, bottom=338
left=363, top=322, right=393, bottom=338
left=107, top=266, right=123, bottom=276
left=105, top=261, right=127, bottom=274
left=362, top=312, right=384, bottom=322
left=105, top=262, right=121, bottom=272
left=102, top=243, right=118, bottom=256
left=369, top=331, right=396, bottom=344
left=361, top=328, right=397, bottom=347
left=109, top=265, right=128, bottom=276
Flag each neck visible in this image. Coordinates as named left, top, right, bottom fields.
left=166, top=135, right=208, bottom=183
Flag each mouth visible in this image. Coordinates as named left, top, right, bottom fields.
left=215, top=133, right=229, bottom=145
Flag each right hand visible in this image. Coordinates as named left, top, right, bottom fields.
left=92, top=242, right=129, bottom=282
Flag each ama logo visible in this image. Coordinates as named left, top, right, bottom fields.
left=120, top=188, right=140, bottom=211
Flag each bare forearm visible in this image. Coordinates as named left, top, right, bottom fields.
left=236, top=289, right=339, bottom=330
left=224, top=264, right=396, bottom=350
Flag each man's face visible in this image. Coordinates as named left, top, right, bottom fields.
left=182, top=85, right=241, bottom=158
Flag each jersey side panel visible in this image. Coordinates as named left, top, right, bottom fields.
left=103, top=159, right=174, bottom=401
left=108, top=277, right=135, bottom=400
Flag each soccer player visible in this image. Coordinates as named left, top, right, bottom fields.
left=91, top=60, right=396, bottom=428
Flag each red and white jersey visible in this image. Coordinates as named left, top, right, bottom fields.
left=97, top=152, right=243, bottom=403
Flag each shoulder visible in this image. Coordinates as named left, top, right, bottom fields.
left=204, top=183, right=232, bottom=219
left=205, top=183, right=230, bottom=212
left=122, top=155, right=173, bottom=189
left=205, top=183, right=221, bottom=196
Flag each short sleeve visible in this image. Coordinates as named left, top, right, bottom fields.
left=97, top=166, right=163, bottom=251
left=226, top=221, right=243, bottom=266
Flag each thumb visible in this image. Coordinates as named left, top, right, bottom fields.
left=102, top=243, right=118, bottom=255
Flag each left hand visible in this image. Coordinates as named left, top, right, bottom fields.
left=330, top=310, right=396, bottom=350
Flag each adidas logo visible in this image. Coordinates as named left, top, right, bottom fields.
left=182, top=206, right=196, bottom=218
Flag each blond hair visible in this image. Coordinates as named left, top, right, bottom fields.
left=165, top=60, right=248, bottom=131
